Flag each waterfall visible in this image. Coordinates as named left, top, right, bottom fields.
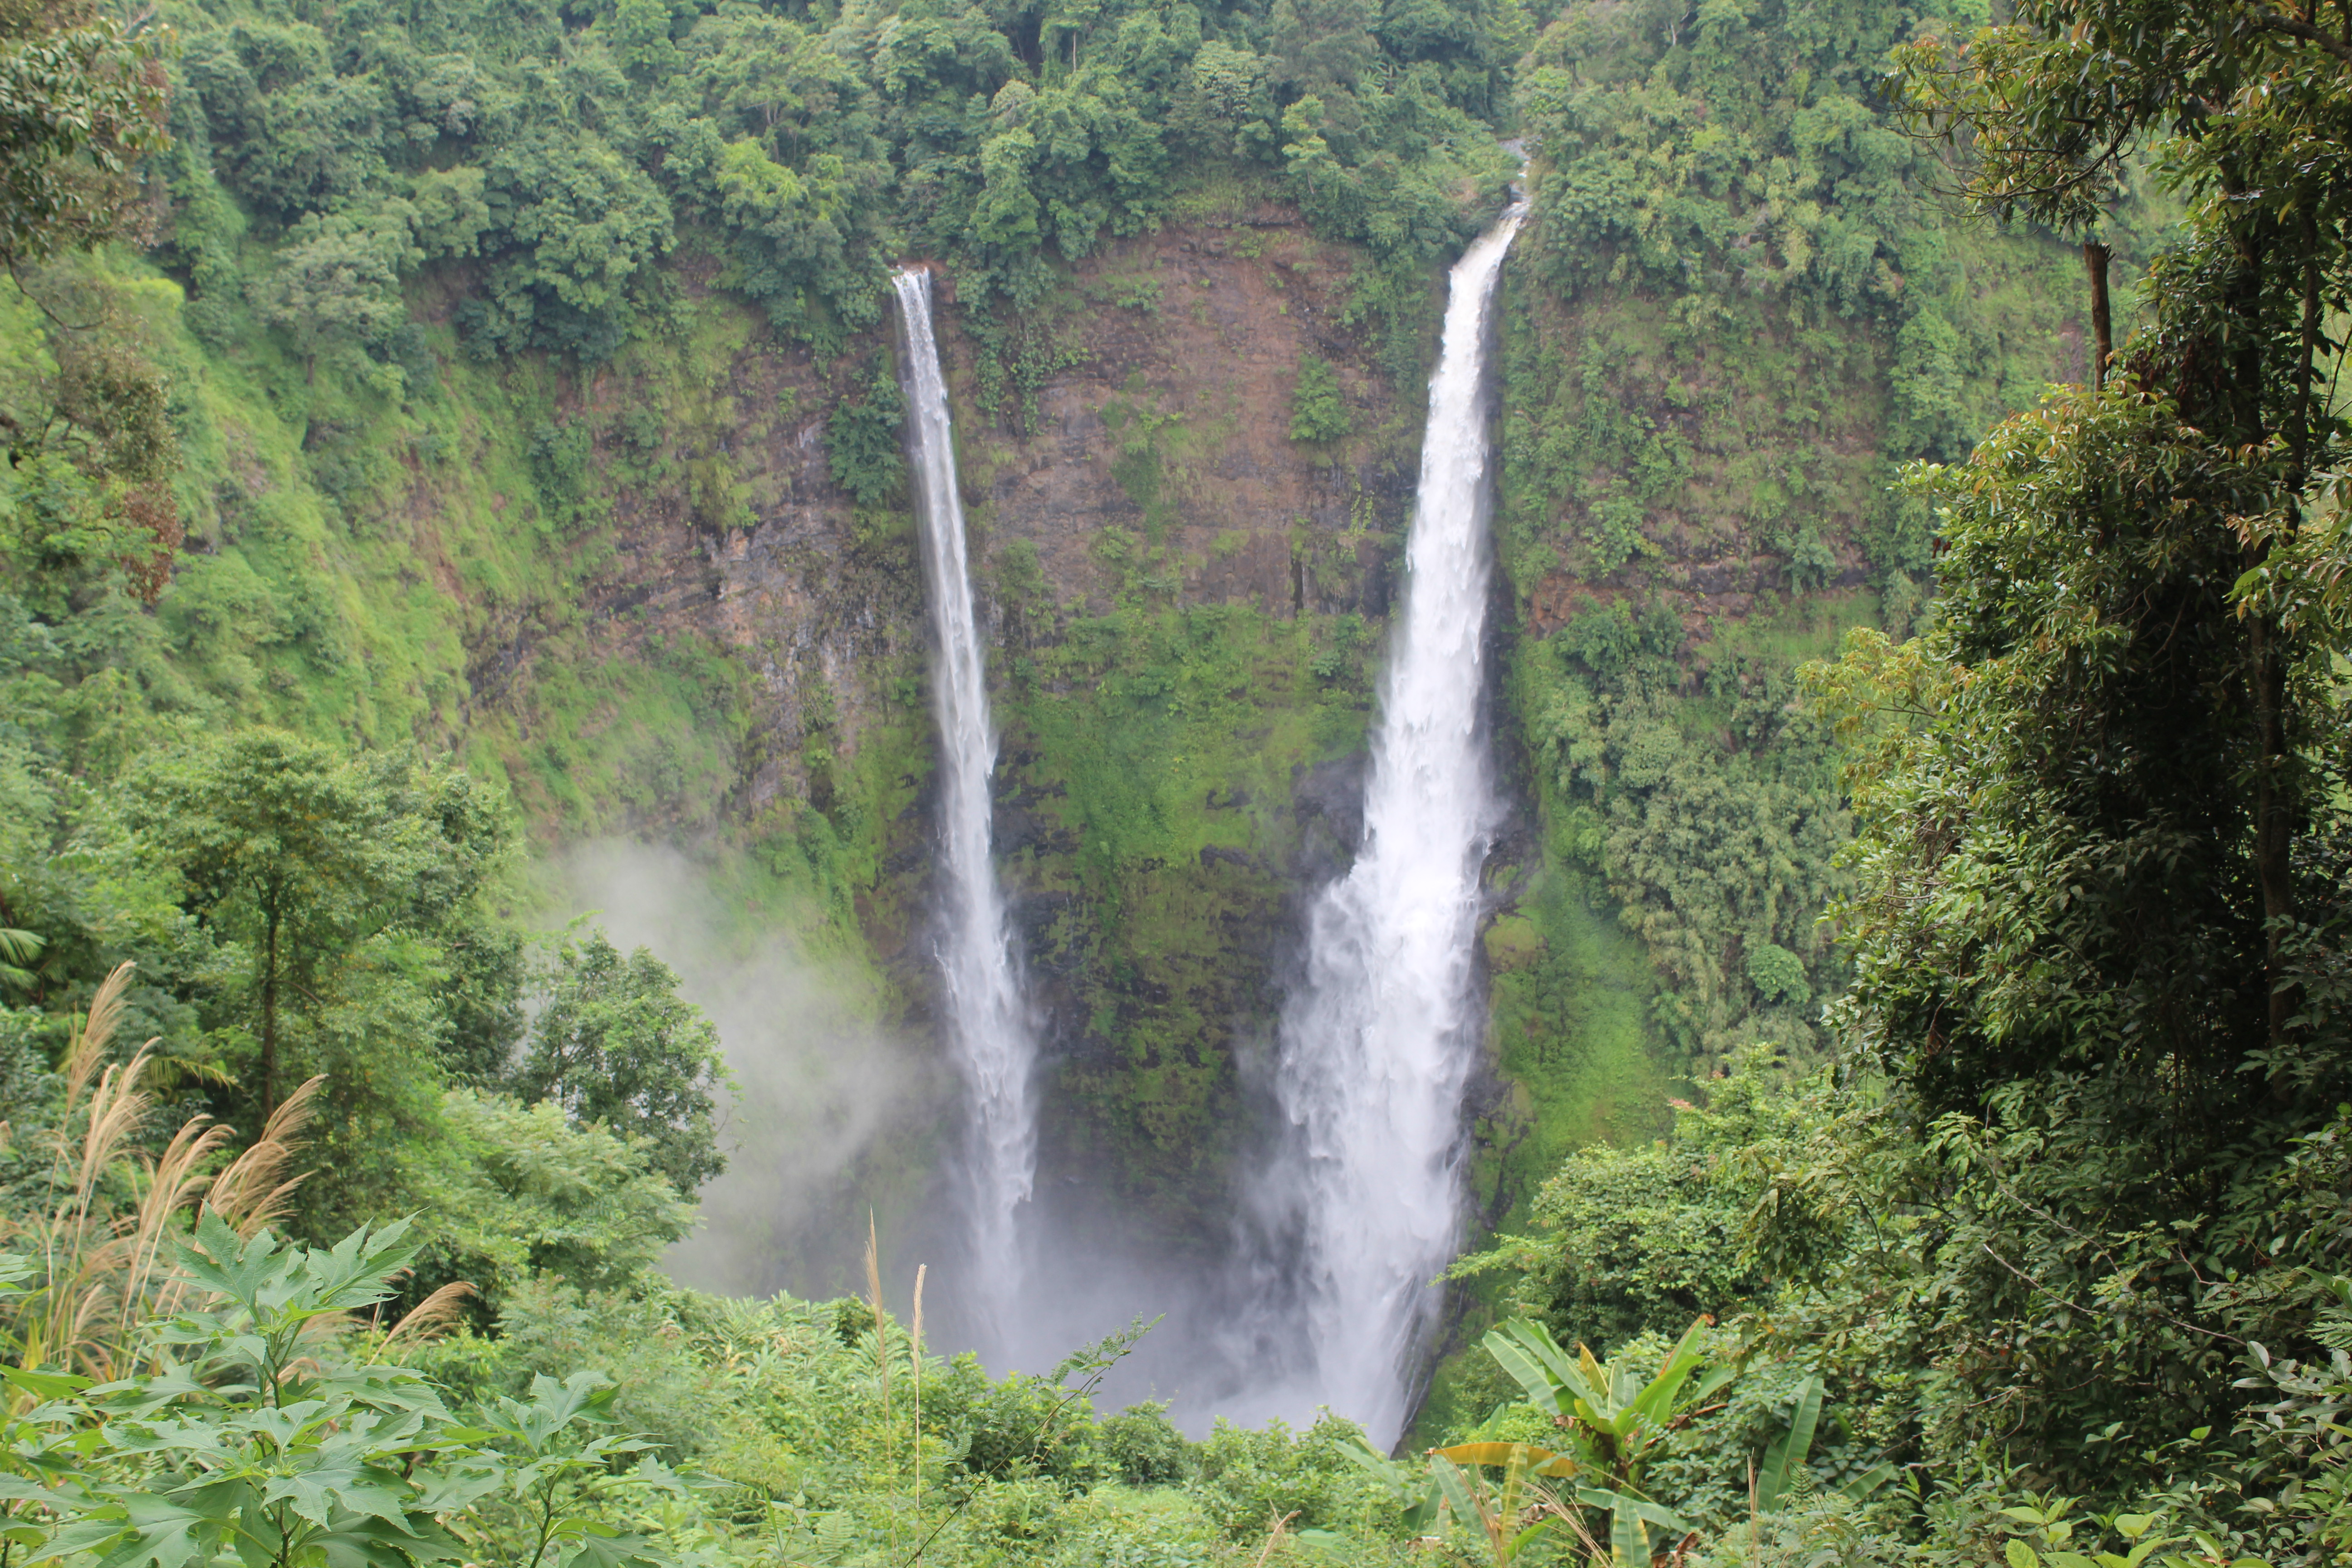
left=1268, top=203, right=1526, bottom=1446
left=893, top=267, right=1038, bottom=1343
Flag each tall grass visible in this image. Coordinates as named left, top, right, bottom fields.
left=1, top=962, right=323, bottom=1379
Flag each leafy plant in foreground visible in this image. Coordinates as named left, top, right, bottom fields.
left=1490, top=1318, right=1729, bottom=1484
left=1750, top=1376, right=1895, bottom=1516
left=1421, top=1441, right=1585, bottom=1565
left=1398, top=1317, right=1736, bottom=1563
left=29, top=1210, right=687, bottom=1568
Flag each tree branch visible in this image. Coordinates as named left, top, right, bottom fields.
left=2244, top=6, right=2352, bottom=64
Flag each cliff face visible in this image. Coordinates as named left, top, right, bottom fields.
left=849, top=215, right=1455, bottom=1274
left=359, top=207, right=1439, bottom=1270
left=938, top=213, right=1427, bottom=1260
left=132, top=186, right=2093, bottom=1299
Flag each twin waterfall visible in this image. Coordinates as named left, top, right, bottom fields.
left=889, top=203, right=1524, bottom=1437
left=893, top=267, right=1038, bottom=1347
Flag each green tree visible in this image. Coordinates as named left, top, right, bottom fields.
left=514, top=932, right=729, bottom=1195
left=119, top=730, right=523, bottom=1232
left=1268, top=0, right=1378, bottom=95
left=252, top=201, right=423, bottom=371
left=406, top=1088, right=696, bottom=1306
left=1794, top=0, right=2352, bottom=1482
left=0, top=0, right=168, bottom=264
left=825, top=367, right=906, bottom=507
left=470, top=130, right=673, bottom=358
left=1453, top=1056, right=1795, bottom=1351
left=176, top=20, right=387, bottom=219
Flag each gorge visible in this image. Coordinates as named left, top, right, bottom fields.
left=14, top=0, right=2338, bottom=1553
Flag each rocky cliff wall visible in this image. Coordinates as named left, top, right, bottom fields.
left=347, top=206, right=1442, bottom=1278
left=140, top=189, right=2097, bottom=1303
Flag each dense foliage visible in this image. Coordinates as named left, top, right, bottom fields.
left=147, top=0, right=1523, bottom=387
left=6, top=0, right=2352, bottom=1549
left=1455, top=0, right=2352, bottom=1557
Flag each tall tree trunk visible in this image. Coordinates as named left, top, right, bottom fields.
left=2083, top=240, right=2113, bottom=389
left=2231, top=205, right=2297, bottom=1046
left=2295, top=208, right=2322, bottom=481
left=2251, top=604, right=2296, bottom=1044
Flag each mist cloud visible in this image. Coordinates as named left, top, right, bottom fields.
left=553, top=841, right=948, bottom=1301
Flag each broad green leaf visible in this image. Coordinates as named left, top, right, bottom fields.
left=1756, top=1374, right=1824, bottom=1513
left=558, top=1533, right=660, bottom=1568
left=1840, top=1461, right=1899, bottom=1500
left=1629, top=1319, right=1712, bottom=1424
left=85, top=1493, right=214, bottom=1568
left=1479, top=1329, right=1565, bottom=1416
left=1575, top=1488, right=1682, bottom=1532
left=0, top=1475, right=71, bottom=1509
left=1610, top=1499, right=1647, bottom=1565
left=0, top=1365, right=89, bottom=1402
left=1428, top=1454, right=1480, bottom=1530
left=314, top=1513, right=463, bottom=1568
left=1575, top=1343, right=1610, bottom=1407
left=1499, top=1319, right=1582, bottom=1391
left=42, top=1518, right=136, bottom=1558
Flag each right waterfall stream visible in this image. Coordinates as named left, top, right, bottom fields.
left=1266, top=201, right=1527, bottom=1447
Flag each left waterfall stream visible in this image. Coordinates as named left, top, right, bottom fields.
left=894, top=266, right=1038, bottom=1351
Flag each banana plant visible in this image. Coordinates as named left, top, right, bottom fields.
left=1477, top=1316, right=1735, bottom=1563
left=1753, top=1372, right=1898, bottom=1513
left=1424, top=1442, right=1580, bottom=1564
left=1426, top=1440, right=1691, bottom=1567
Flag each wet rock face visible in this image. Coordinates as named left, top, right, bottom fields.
left=1289, top=753, right=1368, bottom=887
left=567, top=212, right=1419, bottom=823
left=934, top=219, right=1420, bottom=625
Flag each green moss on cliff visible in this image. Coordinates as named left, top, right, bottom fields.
left=995, top=598, right=1378, bottom=1242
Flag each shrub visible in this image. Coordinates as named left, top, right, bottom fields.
left=1289, top=354, right=1351, bottom=443
left=1189, top=1413, right=1387, bottom=1539
left=826, top=368, right=907, bottom=506
left=1100, top=1401, right=1195, bottom=1485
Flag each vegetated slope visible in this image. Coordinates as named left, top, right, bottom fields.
left=1450, top=0, right=2181, bottom=1267
left=14, top=0, right=2352, bottom=1550
left=4, top=0, right=1521, bottom=1276
left=6, top=0, right=2153, bottom=1300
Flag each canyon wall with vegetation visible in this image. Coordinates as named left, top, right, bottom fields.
left=4, top=0, right=2161, bottom=1346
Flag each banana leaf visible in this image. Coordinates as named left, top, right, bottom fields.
left=1431, top=1442, right=1580, bottom=1479
left=1756, top=1374, right=1824, bottom=1513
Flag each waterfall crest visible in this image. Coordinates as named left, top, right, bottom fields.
left=1265, top=204, right=1526, bottom=1445
left=893, top=267, right=1038, bottom=1343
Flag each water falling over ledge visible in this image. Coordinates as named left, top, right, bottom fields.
left=893, top=266, right=1039, bottom=1348
left=1257, top=202, right=1528, bottom=1446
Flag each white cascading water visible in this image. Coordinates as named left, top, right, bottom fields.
left=1270, top=203, right=1526, bottom=1446
left=893, top=267, right=1038, bottom=1343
